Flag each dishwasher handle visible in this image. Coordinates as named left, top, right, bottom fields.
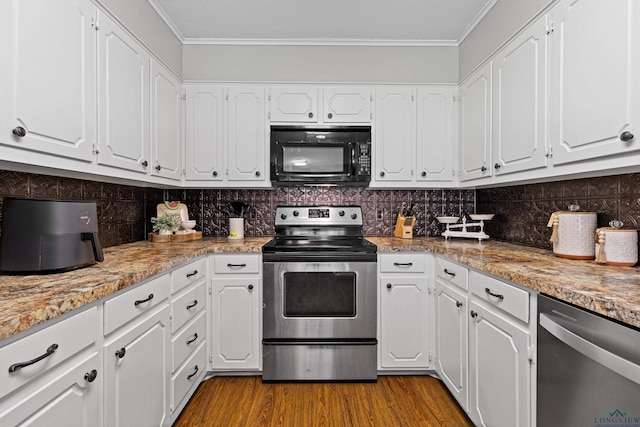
left=540, top=313, right=640, bottom=385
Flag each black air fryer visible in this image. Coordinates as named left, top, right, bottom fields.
left=0, top=198, right=104, bottom=274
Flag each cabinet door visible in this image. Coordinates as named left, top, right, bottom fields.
left=97, top=12, right=150, bottom=174
left=150, top=60, right=182, bottom=181
left=269, top=86, right=318, bottom=122
left=459, top=63, right=492, bottom=181
left=184, top=86, right=224, bottom=181
left=226, top=87, right=266, bottom=182
left=0, top=353, right=100, bottom=427
left=0, top=0, right=95, bottom=161
left=323, top=87, right=372, bottom=123
left=549, top=0, right=640, bottom=164
left=434, top=278, right=468, bottom=411
left=379, top=276, right=430, bottom=369
left=416, top=87, right=454, bottom=182
left=374, top=88, right=415, bottom=182
left=210, top=278, right=261, bottom=370
left=468, top=300, right=531, bottom=427
left=104, top=306, right=170, bottom=427
left=492, top=18, right=548, bottom=175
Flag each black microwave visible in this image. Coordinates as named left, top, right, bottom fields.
left=270, top=126, right=371, bottom=186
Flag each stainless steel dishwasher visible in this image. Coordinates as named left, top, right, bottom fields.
left=538, top=294, right=640, bottom=427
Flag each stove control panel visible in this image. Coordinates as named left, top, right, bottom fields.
left=275, top=206, right=363, bottom=226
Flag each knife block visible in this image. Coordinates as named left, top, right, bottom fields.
left=394, top=214, right=416, bottom=239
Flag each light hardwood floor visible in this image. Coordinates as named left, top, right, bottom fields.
left=174, top=375, right=473, bottom=427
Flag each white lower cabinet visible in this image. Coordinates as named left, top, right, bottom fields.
left=209, top=254, right=262, bottom=371
left=434, top=259, right=468, bottom=410
left=378, top=253, right=432, bottom=370
left=103, top=304, right=170, bottom=427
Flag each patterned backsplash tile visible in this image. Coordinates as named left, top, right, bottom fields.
left=477, top=173, right=640, bottom=250
left=2, top=169, right=638, bottom=250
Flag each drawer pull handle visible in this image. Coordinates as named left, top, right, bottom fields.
left=393, top=262, right=413, bottom=267
left=444, top=268, right=456, bottom=277
left=84, top=369, right=98, bottom=383
left=485, top=288, right=504, bottom=300
left=227, top=263, right=247, bottom=268
left=186, top=270, right=198, bottom=278
left=186, top=333, right=199, bottom=345
left=187, top=365, right=199, bottom=380
left=8, top=343, right=59, bottom=373
left=134, top=294, right=154, bottom=306
left=456, top=301, right=463, bottom=308
left=186, top=300, right=198, bottom=310
left=115, top=348, right=126, bottom=359
left=470, top=310, right=478, bottom=318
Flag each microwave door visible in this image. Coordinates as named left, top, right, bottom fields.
left=281, top=145, right=349, bottom=175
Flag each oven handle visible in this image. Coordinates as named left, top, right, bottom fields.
left=263, top=339, right=377, bottom=346
left=539, top=313, right=640, bottom=384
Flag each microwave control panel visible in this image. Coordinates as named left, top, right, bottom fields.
left=355, top=143, right=371, bottom=176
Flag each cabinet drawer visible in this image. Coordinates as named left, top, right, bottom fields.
left=0, top=306, right=97, bottom=400
left=379, top=254, right=425, bottom=273
left=171, top=281, right=206, bottom=334
left=172, top=342, right=206, bottom=410
left=470, top=271, right=530, bottom=323
left=171, top=312, right=206, bottom=373
left=104, top=274, right=170, bottom=335
left=172, top=257, right=206, bottom=294
left=436, top=257, right=469, bottom=291
left=213, top=254, right=260, bottom=274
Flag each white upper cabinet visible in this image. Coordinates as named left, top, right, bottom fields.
left=150, top=60, right=183, bottom=181
left=0, top=0, right=96, bottom=162
left=269, top=86, right=372, bottom=124
left=227, top=87, right=267, bottom=182
left=184, top=86, right=224, bottom=181
left=374, top=88, right=415, bottom=182
left=97, top=12, right=150, bottom=174
left=416, top=87, right=455, bottom=182
left=492, top=18, right=548, bottom=176
left=269, top=87, right=318, bottom=122
left=459, top=62, right=492, bottom=182
left=549, top=0, right=640, bottom=165
left=323, top=87, right=372, bottom=123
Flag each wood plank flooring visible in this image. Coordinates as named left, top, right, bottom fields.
left=174, top=375, right=473, bottom=427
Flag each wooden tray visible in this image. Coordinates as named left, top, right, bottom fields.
left=148, top=231, right=202, bottom=243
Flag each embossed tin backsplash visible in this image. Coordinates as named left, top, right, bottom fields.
left=477, top=174, right=640, bottom=250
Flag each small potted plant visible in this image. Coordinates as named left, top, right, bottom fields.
left=151, top=214, right=181, bottom=235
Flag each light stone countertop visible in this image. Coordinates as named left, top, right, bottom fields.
left=1, top=236, right=639, bottom=342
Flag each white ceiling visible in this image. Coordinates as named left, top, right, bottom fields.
left=149, top=0, right=497, bottom=46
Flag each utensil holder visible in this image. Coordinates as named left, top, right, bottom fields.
left=229, top=218, right=244, bottom=240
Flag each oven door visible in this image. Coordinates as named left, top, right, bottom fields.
left=263, top=261, right=376, bottom=340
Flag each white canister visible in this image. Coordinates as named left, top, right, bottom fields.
left=595, top=222, right=638, bottom=267
left=228, top=218, right=245, bottom=240
left=548, top=206, right=597, bottom=259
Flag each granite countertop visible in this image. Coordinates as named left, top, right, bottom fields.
left=1, top=236, right=639, bottom=343
left=369, top=237, right=640, bottom=329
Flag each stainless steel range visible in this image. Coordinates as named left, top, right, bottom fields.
left=262, top=206, right=377, bottom=381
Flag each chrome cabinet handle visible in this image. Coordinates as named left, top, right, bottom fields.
left=84, top=369, right=98, bottom=383
left=187, top=365, right=199, bottom=380
left=485, top=288, right=504, bottom=300
left=134, top=294, right=154, bottom=306
left=186, top=300, right=198, bottom=310
left=443, top=269, right=456, bottom=278
left=186, top=333, right=198, bottom=345
left=12, top=126, right=26, bottom=137
left=115, top=348, right=126, bottom=359
left=186, top=270, right=198, bottom=278
left=8, top=344, right=59, bottom=372
left=620, top=131, right=634, bottom=142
